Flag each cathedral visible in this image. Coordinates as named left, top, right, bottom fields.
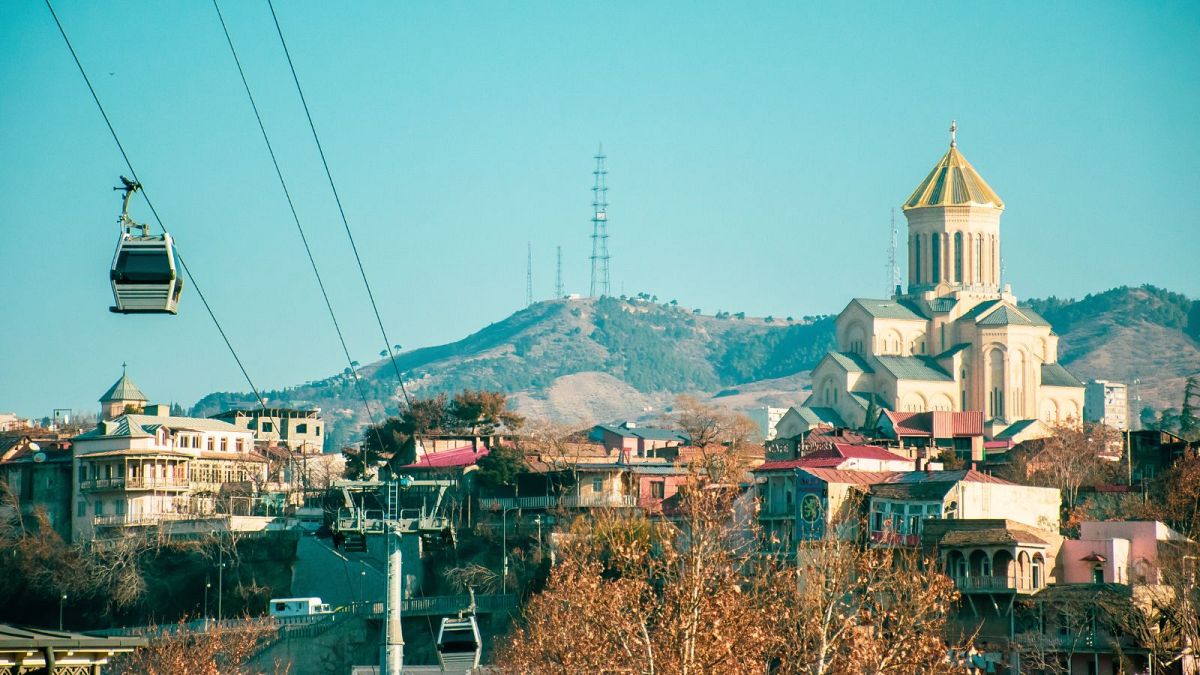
left=802, top=123, right=1085, bottom=440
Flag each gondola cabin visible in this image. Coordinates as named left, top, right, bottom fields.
left=436, top=615, right=481, bottom=672
left=109, top=177, right=183, bottom=315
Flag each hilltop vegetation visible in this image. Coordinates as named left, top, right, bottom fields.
left=193, top=286, right=1200, bottom=449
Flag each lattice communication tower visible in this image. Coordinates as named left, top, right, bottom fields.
left=589, top=145, right=610, bottom=297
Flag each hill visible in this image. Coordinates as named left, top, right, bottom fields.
left=192, top=297, right=836, bottom=447
left=1022, top=285, right=1200, bottom=417
left=192, top=286, right=1200, bottom=449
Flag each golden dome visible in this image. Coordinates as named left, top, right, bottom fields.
left=903, top=125, right=1004, bottom=211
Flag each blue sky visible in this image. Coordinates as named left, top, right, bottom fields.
left=1, top=1, right=1198, bottom=417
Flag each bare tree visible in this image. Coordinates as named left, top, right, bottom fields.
left=1013, top=423, right=1121, bottom=508
left=107, top=616, right=289, bottom=675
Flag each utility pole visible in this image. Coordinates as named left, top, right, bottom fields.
left=589, top=144, right=610, bottom=297
left=526, top=241, right=533, bottom=307
left=554, top=245, right=563, bottom=298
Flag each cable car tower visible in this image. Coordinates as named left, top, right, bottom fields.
left=109, top=176, right=183, bottom=314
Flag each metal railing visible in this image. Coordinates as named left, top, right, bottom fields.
left=92, top=512, right=221, bottom=527
left=126, top=476, right=190, bottom=489
left=952, top=575, right=1036, bottom=592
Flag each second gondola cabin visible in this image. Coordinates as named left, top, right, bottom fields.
left=436, top=615, right=481, bottom=673
left=109, top=177, right=183, bottom=315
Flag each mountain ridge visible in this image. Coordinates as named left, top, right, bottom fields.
left=192, top=286, right=1200, bottom=449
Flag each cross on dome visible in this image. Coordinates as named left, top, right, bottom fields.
left=950, top=120, right=957, bottom=148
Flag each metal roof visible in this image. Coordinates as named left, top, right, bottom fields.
left=99, top=371, right=147, bottom=403
left=796, top=406, right=847, bottom=427
left=995, top=419, right=1040, bottom=440
left=75, top=414, right=247, bottom=442
left=850, top=298, right=926, bottom=321
left=903, top=144, right=1004, bottom=211
left=927, top=296, right=959, bottom=313
left=872, top=355, right=954, bottom=382
left=935, top=343, right=971, bottom=359
left=1041, top=363, right=1083, bottom=388
left=0, top=623, right=147, bottom=651
left=827, top=351, right=874, bottom=374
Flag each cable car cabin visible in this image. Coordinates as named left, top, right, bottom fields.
left=436, top=615, right=481, bottom=672
left=109, top=176, right=183, bottom=314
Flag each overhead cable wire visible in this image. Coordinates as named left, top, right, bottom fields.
left=211, top=0, right=386, bottom=448
left=266, top=0, right=413, bottom=411
left=44, top=0, right=267, bottom=412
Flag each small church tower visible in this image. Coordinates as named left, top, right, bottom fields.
left=99, top=364, right=147, bottom=421
left=903, top=121, right=1005, bottom=297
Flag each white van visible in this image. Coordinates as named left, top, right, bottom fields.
left=269, top=597, right=333, bottom=618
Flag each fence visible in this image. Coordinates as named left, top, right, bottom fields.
left=478, top=494, right=638, bottom=511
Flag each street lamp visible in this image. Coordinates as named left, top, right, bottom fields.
left=58, top=593, right=67, bottom=630
left=501, top=506, right=519, bottom=593
left=203, top=578, right=211, bottom=628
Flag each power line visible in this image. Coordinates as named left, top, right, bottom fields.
left=43, top=0, right=267, bottom=411
left=266, top=0, right=412, bottom=411
left=211, top=0, right=384, bottom=442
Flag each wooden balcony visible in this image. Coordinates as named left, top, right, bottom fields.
left=952, top=575, right=1036, bottom=593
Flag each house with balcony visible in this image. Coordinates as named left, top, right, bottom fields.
left=591, top=422, right=689, bottom=460
left=874, top=409, right=985, bottom=461
left=866, top=469, right=1060, bottom=548
left=211, top=407, right=325, bottom=454
left=72, top=372, right=267, bottom=540
left=922, top=518, right=1060, bottom=595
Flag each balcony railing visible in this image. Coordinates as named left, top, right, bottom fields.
left=125, top=477, right=190, bottom=490
left=478, top=494, right=638, bottom=511
left=952, top=575, right=1037, bottom=593
left=92, top=512, right=218, bottom=527
left=80, top=478, right=125, bottom=491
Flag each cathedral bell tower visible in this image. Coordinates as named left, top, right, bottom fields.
left=903, top=122, right=1005, bottom=298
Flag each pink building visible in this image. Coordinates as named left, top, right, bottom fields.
left=1057, top=521, right=1189, bottom=586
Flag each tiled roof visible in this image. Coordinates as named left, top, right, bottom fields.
left=928, top=297, right=958, bottom=313
left=977, top=305, right=1032, bottom=326
left=1016, top=306, right=1052, bottom=326
left=935, top=343, right=971, bottom=359
left=596, top=424, right=689, bottom=443
left=99, top=372, right=147, bottom=403
left=403, top=444, right=487, bottom=469
left=1042, top=363, right=1083, bottom=388
left=938, top=523, right=1049, bottom=547
left=75, top=414, right=246, bottom=441
left=881, top=410, right=983, bottom=438
left=849, top=391, right=891, bottom=411
left=873, top=356, right=954, bottom=382
left=795, top=406, right=847, bottom=427
left=797, top=468, right=898, bottom=485
left=827, top=351, right=873, bottom=373
left=903, top=144, right=1004, bottom=210
left=995, top=419, right=1040, bottom=440
left=870, top=468, right=1013, bottom=499
left=958, top=299, right=1002, bottom=322
left=850, top=298, right=926, bottom=321
left=756, top=443, right=911, bottom=472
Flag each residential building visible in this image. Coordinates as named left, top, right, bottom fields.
left=1129, top=429, right=1199, bottom=485
left=0, top=413, right=27, bottom=431
left=799, top=129, right=1084, bottom=440
left=211, top=407, right=325, bottom=454
left=72, top=372, right=267, bottom=541
left=591, top=422, right=689, bottom=460
left=772, top=405, right=845, bottom=442
left=867, top=469, right=1061, bottom=548
left=923, top=519, right=1061, bottom=595
left=0, top=435, right=74, bottom=539
left=748, top=406, right=789, bottom=441
left=1084, top=380, right=1128, bottom=431
left=874, top=410, right=984, bottom=461
left=1057, top=520, right=1189, bottom=586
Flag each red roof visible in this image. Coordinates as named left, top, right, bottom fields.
left=798, top=468, right=899, bottom=485
left=403, top=444, right=488, bottom=469
left=883, top=410, right=983, bottom=438
left=755, top=443, right=910, bottom=472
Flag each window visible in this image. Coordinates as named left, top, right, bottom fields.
left=931, top=233, right=942, bottom=283
left=207, top=437, right=215, bottom=451
left=316, top=426, right=321, bottom=436
left=296, top=423, right=308, bottom=434
left=94, top=500, right=104, bottom=516
left=116, top=500, right=125, bottom=516
left=235, top=439, right=244, bottom=452
left=975, top=235, right=983, bottom=280
left=261, top=421, right=274, bottom=433
left=650, top=481, right=665, bottom=499
left=220, top=438, right=228, bottom=452
left=913, top=235, right=922, bottom=285
left=954, top=232, right=963, bottom=282
left=77, top=501, right=86, bottom=517
left=592, top=477, right=603, bottom=493
left=80, top=464, right=89, bottom=481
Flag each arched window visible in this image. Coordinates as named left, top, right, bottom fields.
left=975, top=234, right=983, bottom=282
left=954, top=232, right=963, bottom=282
left=931, top=234, right=942, bottom=283
left=1031, top=554, right=1044, bottom=589
left=913, top=235, right=922, bottom=285
left=989, top=349, right=1005, bottom=419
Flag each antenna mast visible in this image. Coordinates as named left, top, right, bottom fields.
left=526, top=241, right=533, bottom=307
left=555, top=245, right=564, bottom=298
left=888, top=207, right=900, bottom=297
left=589, top=144, right=610, bottom=297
